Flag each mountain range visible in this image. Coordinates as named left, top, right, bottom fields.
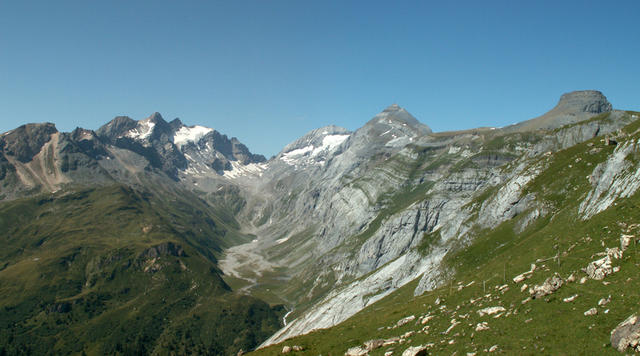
left=1, top=90, right=640, bottom=355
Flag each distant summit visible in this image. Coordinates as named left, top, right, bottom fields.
left=365, top=104, right=432, bottom=135
left=556, top=90, right=612, bottom=114
left=504, top=90, right=613, bottom=133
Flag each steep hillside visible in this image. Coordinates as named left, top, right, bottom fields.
left=252, top=111, right=640, bottom=355
left=218, top=92, right=637, bottom=347
left=0, top=184, right=283, bottom=355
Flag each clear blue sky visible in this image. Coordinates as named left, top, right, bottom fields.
left=1, top=1, right=639, bottom=157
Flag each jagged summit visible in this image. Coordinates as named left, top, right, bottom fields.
left=147, top=112, right=165, bottom=122
left=504, top=90, right=613, bottom=133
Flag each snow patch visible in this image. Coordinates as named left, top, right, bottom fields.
left=223, top=161, right=267, bottom=179
left=173, top=125, right=213, bottom=149
left=126, top=120, right=155, bottom=140
left=280, top=134, right=349, bottom=165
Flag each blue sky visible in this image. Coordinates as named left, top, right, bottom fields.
left=1, top=1, right=639, bottom=157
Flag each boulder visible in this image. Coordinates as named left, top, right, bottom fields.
left=621, top=234, right=633, bottom=251
left=396, top=315, right=416, bottom=327
left=529, top=274, right=563, bottom=298
left=475, top=322, right=490, bottom=331
left=345, top=346, right=368, bottom=356
left=611, top=314, right=640, bottom=352
left=401, top=345, right=428, bottom=356
left=477, top=306, right=506, bottom=316
left=584, top=256, right=613, bottom=280
left=282, top=346, right=292, bottom=354
left=364, top=339, right=384, bottom=351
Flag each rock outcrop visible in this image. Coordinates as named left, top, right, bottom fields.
left=611, top=314, right=640, bottom=352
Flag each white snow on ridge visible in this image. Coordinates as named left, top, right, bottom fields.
left=281, top=145, right=314, bottom=164
left=173, top=125, right=213, bottom=149
left=280, top=134, right=350, bottom=165
left=126, top=120, right=156, bottom=140
left=321, top=134, right=349, bottom=149
left=223, top=161, right=267, bottom=179
left=284, top=145, right=314, bottom=157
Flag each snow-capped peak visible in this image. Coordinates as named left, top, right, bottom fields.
left=173, top=125, right=214, bottom=149
left=280, top=132, right=350, bottom=165
left=125, top=119, right=156, bottom=140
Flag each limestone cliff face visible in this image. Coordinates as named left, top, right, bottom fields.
left=242, top=92, right=636, bottom=346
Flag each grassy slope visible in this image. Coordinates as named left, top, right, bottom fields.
left=253, top=114, right=640, bottom=355
left=0, top=185, right=283, bottom=356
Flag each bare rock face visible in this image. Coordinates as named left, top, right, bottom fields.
left=1, top=123, right=58, bottom=163
left=555, top=90, right=612, bottom=114
left=504, top=90, right=613, bottom=133
left=611, top=314, right=640, bottom=352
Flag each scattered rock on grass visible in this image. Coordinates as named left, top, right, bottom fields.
left=598, top=296, right=611, bottom=306
left=475, top=322, right=490, bottom=331
left=584, top=308, right=598, bottom=316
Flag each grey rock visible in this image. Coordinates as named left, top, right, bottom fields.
left=401, top=345, right=428, bottom=356
left=364, top=339, right=385, bottom=351
left=529, top=274, right=563, bottom=298
left=345, top=346, right=368, bottom=356
left=611, top=314, right=640, bottom=352
left=1, top=122, right=57, bottom=163
left=503, top=90, right=612, bottom=133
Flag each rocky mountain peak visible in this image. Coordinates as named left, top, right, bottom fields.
left=347, top=105, right=432, bottom=150
left=147, top=112, right=166, bottom=123
left=96, top=116, right=137, bottom=141
left=371, top=104, right=431, bottom=133
left=555, top=90, right=612, bottom=114
left=274, top=125, right=351, bottom=167
left=280, top=125, right=351, bottom=154
left=0, top=123, right=58, bottom=163
left=503, top=90, right=614, bottom=133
